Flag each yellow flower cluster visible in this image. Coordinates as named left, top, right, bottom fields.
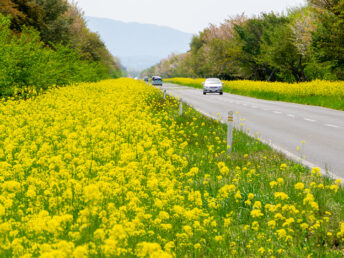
left=0, top=78, right=343, bottom=256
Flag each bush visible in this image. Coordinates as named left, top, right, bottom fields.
left=0, top=14, right=111, bottom=97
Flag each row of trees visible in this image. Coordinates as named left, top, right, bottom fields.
left=144, top=0, right=343, bottom=82
left=0, top=0, right=123, bottom=97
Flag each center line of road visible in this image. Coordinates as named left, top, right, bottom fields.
left=325, top=124, right=339, bottom=128
left=304, top=118, right=316, bottom=122
left=287, top=114, right=295, bottom=118
left=273, top=111, right=282, bottom=114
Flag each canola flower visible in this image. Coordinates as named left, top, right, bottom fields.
left=0, top=78, right=343, bottom=257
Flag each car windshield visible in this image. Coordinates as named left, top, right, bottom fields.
left=205, top=78, right=221, bottom=83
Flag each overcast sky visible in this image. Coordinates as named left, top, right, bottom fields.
left=74, top=0, right=306, bottom=33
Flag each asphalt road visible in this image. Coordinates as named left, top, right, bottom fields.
left=161, top=83, right=344, bottom=179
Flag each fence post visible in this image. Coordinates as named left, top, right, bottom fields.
left=179, top=98, right=183, bottom=116
left=163, top=90, right=166, bottom=99
left=227, top=111, right=233, bottom=153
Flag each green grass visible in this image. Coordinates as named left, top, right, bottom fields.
left=151, top=88, right=344, bottom=257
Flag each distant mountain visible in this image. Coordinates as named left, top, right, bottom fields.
left=86, top=17, right=193, bottom=71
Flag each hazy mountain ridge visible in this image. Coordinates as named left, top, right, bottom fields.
left=86, top=17, right=193, bottom=71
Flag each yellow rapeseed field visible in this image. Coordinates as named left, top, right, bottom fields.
left=0, top=78, right=343, bottom=257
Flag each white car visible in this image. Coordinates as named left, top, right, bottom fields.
left=202, top=78, right=223, bottom=95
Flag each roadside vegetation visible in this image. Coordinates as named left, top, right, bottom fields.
left=165, top=78, right=344, bottom=110
left=144, top=0, right=344, bottom=83
left=0, top=1, right=124, bottom=98
left=1, top=78, right=343, bottom=257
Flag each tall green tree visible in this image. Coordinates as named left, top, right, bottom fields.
left=234, top=13, right=289, bottom=81
left=309, top=0, right=344, bottom=79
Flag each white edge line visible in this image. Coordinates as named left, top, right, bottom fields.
left=325, top=124, right=339, bottom=128
left=196, top=107, right=343, bottom=182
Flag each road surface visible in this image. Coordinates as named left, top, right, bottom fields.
left=162, top=83, right=344, bottom=179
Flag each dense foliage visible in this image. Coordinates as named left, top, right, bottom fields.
left=0, top=79, right=343, bottom=256
left=144, top=0, right=344, bottom=82
left=0, top=1, right=122, bottom=97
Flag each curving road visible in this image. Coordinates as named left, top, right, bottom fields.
left=161, top=83, right=344, bottom=179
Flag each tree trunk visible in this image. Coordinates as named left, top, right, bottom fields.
left=268, top=68, right=276, bottom=82
left=298, top=56, right=307, bottom=82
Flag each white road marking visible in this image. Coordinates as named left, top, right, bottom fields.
left=325, top=124, right=339, bottom=128
left=252, top=105, right=257, bottom=108
left=287, top=114, right=295, bottom=118
left=304, top=118, right=316, bottom=122
left=273, top=111, right=282, bottom=114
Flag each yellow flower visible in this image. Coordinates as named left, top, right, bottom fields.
left=274, top=192, right=289, bottom=201
left=330, top=184, right=339, bottom=193
left=250, top=209, right=264, bottom=218
left=276, top=229, right=287, bottom=239
left=294, top=182, right=305, bottom=190
left=218, top=184, right=236, bottom=200
left=245, top=199, right=252, bottom=206
left=186, top=167, right=199, bottom=177
left=282, top=218, right=295, bottom=227
left=253, top=201, right=262, bottom=209
left=258, top=247, right=265, bottom=255
left=270, top=181, right=278, bottom=189
left=214, top=235, right=223, bottom=242
left=219, top=166, right=230, bottom=176
left=244, top=225, right=250, bottom=231
left=194, top=243, right=201, bottom=249
left=234, top=190, right=242, bottom=201
left=252, top=221, right=259, bottom=231
left=277, top=178, right=285, bottom=185
left=268, top=220, right=276, bottom=229
left=311, top=167, right=321, bottom=177
left=335, top=179, right=342, bottom=185
left=280, top=164, right=287, bottom=170
left=300, top=223, right=309, bottom=230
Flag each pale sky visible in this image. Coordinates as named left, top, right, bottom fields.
left=74, top=0, right=306, bottom=33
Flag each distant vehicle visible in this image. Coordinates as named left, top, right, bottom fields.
left=152, top=76, right=163, bottom=86
left=202, top=78, right=223, bottom=95
left=144, top=76, right=149, bottom=82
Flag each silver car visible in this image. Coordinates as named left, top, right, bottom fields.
left=202, top=78, right=223, bottom=95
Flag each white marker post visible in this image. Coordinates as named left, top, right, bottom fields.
left=163, top=90, right=166, bottom=99
left=227, top=111, right=233, bottom=153
left=179, top=98, right=183, bottom=116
